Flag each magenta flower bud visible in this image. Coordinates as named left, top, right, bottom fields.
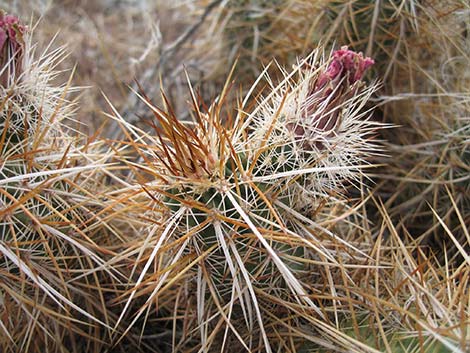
left=293, top=47, right=374, bottom=150
left=0, top=10, right=27, bottom=87
left=316, top=46, right=375, bottom=90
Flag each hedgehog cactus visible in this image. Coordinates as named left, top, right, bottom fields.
left=0, top=11, right=118, bottom=352
left=109, top=46, right=382, bottom=351
left=0, top=11, right=74, bottom=146
left=249, top=47, right=379, bottom=212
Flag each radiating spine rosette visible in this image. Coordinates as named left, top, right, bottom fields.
left=247, top=47, right=381, bottom=212
left=106, top=46, right=385, bottom=351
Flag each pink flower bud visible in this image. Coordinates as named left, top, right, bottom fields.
left=316, top=46, right=374, bottom=90
left=290, top=47, right=374, bottom=150
left=0, top=10, right=27, bottom=87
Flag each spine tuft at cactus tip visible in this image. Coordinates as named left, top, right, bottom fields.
left=108, top=46, right=385, bottom=351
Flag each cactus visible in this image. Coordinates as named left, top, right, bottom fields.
left=0, top=11, right=121, bottom=352
left=107, top=46, right=383, bottom=351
